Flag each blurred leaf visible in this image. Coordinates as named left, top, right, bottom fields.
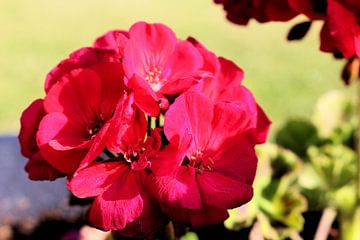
left=257, top=144, right=301, bottom=180
left=257, top=208, right=304, bottom=240
left=333, top=184, right=357, bottom=216
left=180, top=232, right=198, bottom=240
left=259, top=178, right=307, bottom=231
left=276, top=119, right=319, bottom=158
left=225, top=144, right=307, bottom=238
left=307, top=145, right=356, bottom=191
left=298, top=163, right=329, bottom=210
left=287, top=21, right=312, bottom=41
left=225, top=204, right=256, bottom=231
left=312, top=90, right=356, bottom=146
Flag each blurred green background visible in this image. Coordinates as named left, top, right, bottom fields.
left=0, top=0, right=349, bottom=135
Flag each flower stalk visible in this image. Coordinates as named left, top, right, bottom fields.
left=340, top=78, right=360, bottom=240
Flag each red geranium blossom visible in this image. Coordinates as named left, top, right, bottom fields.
left=151, top=89, right=269, bottom=227
left=122, top=22, right=203, bottom=116
left=288, top=0, right=327, bottom=20
left=93, top=30, right=129, bottom=58
left=37, top=62, right=125, bottom=174
left=214, top=0, right=298, bottom=25
left=199, top=56, right=270, bottom=143
left=19, top=99, right=63, bottom=180
left=19, top=20, right=272, bottom=236
left=187, top=37, right=221, bottom=76
left=186, top=39, right=270, bottom=143
left=68, top=94, right=165, bottom=235
left=45, top=47, right=118, bottom=93
left=320, top=0, right=360, bottom=58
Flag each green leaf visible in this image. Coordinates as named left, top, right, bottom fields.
left=307, top=145, right=356, bottom=191
left=276, top=119, right=319, bottom=158
left=180, top=232, right=198, bottom=240
left=312, top=90, right=356, bottom=147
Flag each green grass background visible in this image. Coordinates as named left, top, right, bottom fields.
left=0, top=0, right=350, bottom=135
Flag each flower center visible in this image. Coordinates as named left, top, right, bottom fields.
left=183, top=150, right=213, bottom=174
left=144, top=67, right=167, bottom=91
left=124, top=149, right=140, bottom=163
left=124, top=147, right=151, bottom=171
left=87, top=115, right=104, bottom=136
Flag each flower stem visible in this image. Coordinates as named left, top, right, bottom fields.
left=340, top=80, right=360, bottom=240
left=339, top=207, right=360, bottom=240
left=314, top=207, right=337, bottom=240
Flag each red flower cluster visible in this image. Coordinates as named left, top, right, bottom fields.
left=215, top=0, right=360, bottom=59
left=19, top=22, right=270, bottom=237
left=214, top=0, right=298, bottom=25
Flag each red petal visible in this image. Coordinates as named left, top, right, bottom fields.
left=320, top=22, right=337, bottom=54
left=126, top=75, right=160, bottom=117
left=164, top=91, right=213, bottom=148
left=255, top=104, right=271, bottom=144
left=187, top=37, right=220, bottom=75
left=123, top=22, right=177, bottom=78
left=25, top=155, right=63, bottom=181
left=197, top=172, right=253, bottom=209
left=150, top=134, right=191, bottom=176
left=19, top=99, right=45, bottom=158
left=288, top=0, right=326, bottom=20
left=355, top=35, right=360, bottom=58
left=68, top=161, right=126, bottom=198
left=207, top=100, right=255, bottom=148
left=39, top=145, right=85, bottom=174
left=161, top=204, right=228, bottom=228
left=79, top=121, right=111, bottom=169
left=106, top=93, right=147, bottom=154
left=212, top=135, right=258, bottom=184
left=90, top=63, right=126, bottom=119
left=93, top=30, right=129, bottom=57
left=44, top=68, right=103, bottom=122
left=189, top=205, right=229, bottom=228
left=202, top=57, right=244, bottom=101
left=45, top=63, right=124, bottom=123
left=118, top=189, right=166, bottom=238
left=37, top=112, right=87, bottom=173
left=37, top=112, right=89, bottom=150
left=152, top=166, right=202, bottom=209
left=159, top=40, right=203, bottom=94
left=326, top=0, right=358, bottom=58
left=45, top=47, right=118, bottom=93
left=263, top=0, right=298, bottom=22
left=88, top=168, right=143, bottom=231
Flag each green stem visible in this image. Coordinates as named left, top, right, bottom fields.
left=339, top=207, right=360, bottom=240
left=357, top=82, right=360, bottom=204
left=340, top=81, right=360, bottom=240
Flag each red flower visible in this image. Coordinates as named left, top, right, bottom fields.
left=199, top=56, right=270, bottom=143
left=151, top=90, right=269, bottom=227
left=320, top=0, right=360, bottom=58
left=123, top=22, right=203, bottom=116
left=214, top=0, right=298, bottom=25
left=93, top=30, right=129, bottom=58
left=68, top=95, right=165, bottom=234
left=45, top=47, right=119, bottom=93
left=288, top=0, right=327, bottom=20
left=20, top=20, right=273, bottom=234
left=19, top=99, right=63, bottom=180
left=187, top=37, right=221, bottom=77
left=37, top=62, right=126, bottom=174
